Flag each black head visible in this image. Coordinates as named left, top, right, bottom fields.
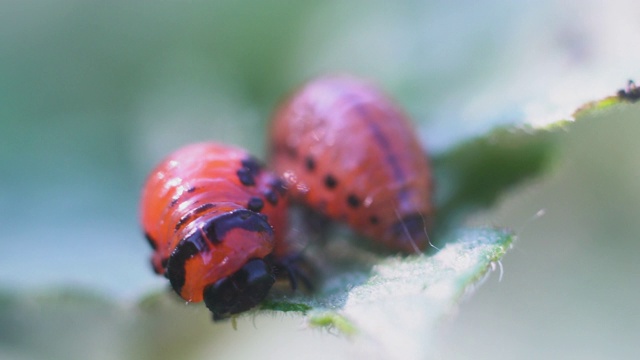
left=203, top=258, right=275, bottom=321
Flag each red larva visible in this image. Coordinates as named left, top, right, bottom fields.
left=269, top=76, right=434, bottom=253
left=140, top=142, right=291, bottom=320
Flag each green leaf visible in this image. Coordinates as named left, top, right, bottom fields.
left=304, top=229, right=513, bottom=358
left=0, top=230, right=513, bottom=360
left=431, top=90, right=639, bottom=234
left=432, top=126, right=559, bottom=232
left=3, top=94, right=636, bottom=359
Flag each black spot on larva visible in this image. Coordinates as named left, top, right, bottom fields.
left=175, top=203, right=215, bottom=231
left=369, top=216, right=379, bottom=225
left=237, top=157, right=263, bottom=186
left=346, top=194, right=360, bottom=208
left=242, top=157, right=263, bottom=175
left=144, top=232, right=158, bottom=250
left=269, top=178, right=287, bottom=195
left=237, top=168, right=255, bottom=186
left=305, top=156, right=316, bottom=172
left=187, top=186, right=196, bottom=193
left=324, top=174, right=337, bottom=189
left=247, top=197, right=264, bottom=212
left=264, top=190, right=278, bottom=206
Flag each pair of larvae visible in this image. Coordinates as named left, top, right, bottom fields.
left=140, top=75, right=434, bottom=320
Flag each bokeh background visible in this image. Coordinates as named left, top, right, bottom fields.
left=1, top=1, right=639, bottom=359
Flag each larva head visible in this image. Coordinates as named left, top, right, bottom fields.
left=166, top=209, right=276, bottom=311
left=203, top=258, right=275, bottom=320
left=386, top=213, right=431, bottom=253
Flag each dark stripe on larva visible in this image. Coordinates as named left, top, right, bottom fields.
left=168, top=209, right=274, bottom=296
left=353, top=103, right=404, bottom=180
left=174, top=203, right=215, bottom=231
left=167, top=236, right=201, bottom=295
left=213, top=210, right=273, bottom=240
left=170, top=186, right=197, bottom=207
left=352, top=100, right=410, bottom=201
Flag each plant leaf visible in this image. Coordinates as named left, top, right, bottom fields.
left=305, top=229, right=513, bottom=359
left=1, top=92, right=635, bottom=360
left=431, top=88, right=638, bottom=234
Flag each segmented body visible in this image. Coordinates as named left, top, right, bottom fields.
left=270, top=76, right=433, bottom=252
left=141, top=142, right=288, bottom=303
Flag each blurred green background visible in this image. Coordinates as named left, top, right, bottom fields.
left=1, top=1, right=639, bottom=359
